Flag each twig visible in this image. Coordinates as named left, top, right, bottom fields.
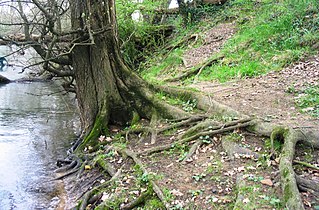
left=181, top=140, right=203, bottom=164
left=293, top=160, right=319, bottom=171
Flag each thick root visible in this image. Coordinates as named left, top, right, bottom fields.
left=120, top=148, right=170, bottom=209
left=274, top=128, right=305, bottom=209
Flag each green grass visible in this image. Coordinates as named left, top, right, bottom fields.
left=138, top=0, right=319, bottom=83
left=199, top=0, right=319, bottom=81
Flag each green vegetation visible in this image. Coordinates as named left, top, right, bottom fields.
left=136, top=0, right=319, bottom=83
left=116, top=0, right=179, bottom=68
left=295, top=85, right=319, bottom=118
left=205, top=0, right=319, bottom=81
left=156, top=92, right=198, bottom=113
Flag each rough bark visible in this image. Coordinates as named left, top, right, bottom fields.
left=69, top=0, right=189, bottom=150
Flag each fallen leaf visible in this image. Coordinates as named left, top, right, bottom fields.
left=260, top=178, right=273, bottom=186
left=105, top=137, right=112, bottom=142
left=247, top=166, right=256, bottom=170
left=130, top=190, right=139, bottom=195
left=98, top=135, right=105, bottom=142
left=212, top=197, right=219, bottom=203
left=101, top=192, right=110, bottom=201
left=170, top=189, right=184, bottom=197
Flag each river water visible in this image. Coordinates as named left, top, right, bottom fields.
left=0, top=47, right=80, bottom=209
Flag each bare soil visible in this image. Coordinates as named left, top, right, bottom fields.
left=61, top=22, right=319, bottom=209
left=183, top=22, right=319, bottom=128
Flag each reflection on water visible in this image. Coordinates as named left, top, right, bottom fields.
left=0, top=45, right=42, bottom=80
left=0, top=82, right=79, bottom=210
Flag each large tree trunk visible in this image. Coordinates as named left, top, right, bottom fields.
left=70, top=0, right=187, bottom=149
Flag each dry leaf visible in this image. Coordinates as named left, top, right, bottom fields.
left=212, top=197, right=219, bottom=203
left=247, top=166, right=256, bottom=170
left=260, top=178, right=273, bottom=186
left=170, top=189, right=184, bottom=197
left=101, top=192, right=110, bottom=201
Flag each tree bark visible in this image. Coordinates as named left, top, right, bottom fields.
left=69, top=0, right=188, bottom=149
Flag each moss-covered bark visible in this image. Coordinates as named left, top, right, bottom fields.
left=69, top=0, right=190, bottom=150
left=276, top=128, right=305, bottom=210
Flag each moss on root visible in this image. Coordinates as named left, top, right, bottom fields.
left=77, top=115, right=108, bottom=152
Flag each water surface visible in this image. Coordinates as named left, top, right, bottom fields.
left=0, top=46, right=79, bottom=209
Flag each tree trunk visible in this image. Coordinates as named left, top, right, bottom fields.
left=70, top=0, right=187, bottom=149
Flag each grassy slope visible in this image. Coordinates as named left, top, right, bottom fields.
left=138, top=0, right=319, bottom=116
left=140, top=0, right=319, bottom=81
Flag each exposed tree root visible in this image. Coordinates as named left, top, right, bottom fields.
left=164, top=55, right=224, bottom=82
left=137, top=118, right=254, bottom=155
left=119, top=187, right=153, bottom=210
left=54, top=157, right=82, bottom=180
left=233, top=174, right=248, bottom=209
left=164, top=34, right=199, bottom=52
left=272, top=128, right=305, bottom=209
left=179, top=118, right=220, bottom=139
left=58, top=86, right=319, bottom=209
left=181, top=140, right=203, bottom=163
left=150, top=112, right=158, bottom=144
left=157, top=85, right=245, bottom=117
left=78, top=169, right=122, bottom=210
left=221, top=136, right=259, bottom=160
left=296, top=175, right=319, bottom=194
left=122, top=115, right=207, bottom=144
left=120, top=148, right=171, bottom=209
left=94, top=155, right=118, bottom=176
left=293, top=160, right=319, bottom=171
left=158, top=115, right=207, bottom=134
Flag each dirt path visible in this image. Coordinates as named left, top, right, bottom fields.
left=181, top=22, right=319, bottom=129
left=190, top=56, right=319, bottom=128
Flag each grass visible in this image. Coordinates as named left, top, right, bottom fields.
left=200, top=0, right=319, bottom=81
left=138, top=0, right=319, bottom=83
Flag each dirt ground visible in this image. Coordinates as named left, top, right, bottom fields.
left=183, top=22, right=319, bottom=128
left=61, top=23, right=319, bottom=209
